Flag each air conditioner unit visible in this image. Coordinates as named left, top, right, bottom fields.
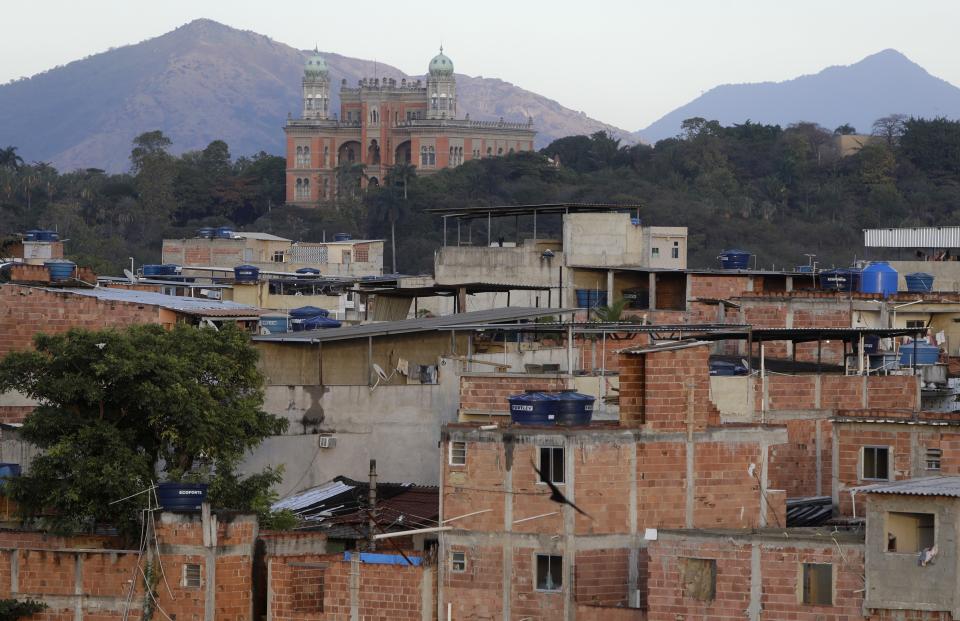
left=318, top=435, right=336, bottom=449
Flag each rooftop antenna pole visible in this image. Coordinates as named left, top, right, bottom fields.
left=368, top=459, right=378, bottom=551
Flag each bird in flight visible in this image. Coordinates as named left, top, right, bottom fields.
left=532, top=461, right=592, bottom=519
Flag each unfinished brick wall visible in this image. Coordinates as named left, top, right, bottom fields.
left=574, top=548, right=631, bottom=607
left=646, top=533, right=866, bottom=621
left=458, top=373, right=572, bottom=416
left=268, top=553, right=433, bottom=621
left=445, top=543, right=503, bottom=619
left=688, top=274, right=753, bottom=300
left=0, top=285, right=162, bottom=357
left=767, top=419, right=832, bottom=499
left=618, top=343, right=721, bottom=432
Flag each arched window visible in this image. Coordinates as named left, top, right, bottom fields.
left=295, top=177, right=310, bottom=200
left=431, top=96, right=438, bottom=110
left=429, top=146, right=436, bottom=166
left=497, top=148, right=503, bottom=155
left=508, top=148, right=514, bottom=155
left=421, top=146, right=429, bottom=166
left=347, top=147, right=355, bottom=163
left=323, top=146, right=329, bottom=168
left=323, top=177, right=329, bottom=199
left=486, top=147, right=492, bottom=158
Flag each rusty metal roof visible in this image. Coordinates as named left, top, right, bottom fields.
left=857, top=476, right=960, bottom=497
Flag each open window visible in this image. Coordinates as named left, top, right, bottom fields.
left=538, top=447, right=564, bottom=485
left=680, top=558, right=716, bottom=601
left=861, top=446, right=890, bottom=481
left=801, top=563, right=832, bottom=606
left=535, top=554, right=562, bottom=591
left=886, top=512, right=935, bottom=554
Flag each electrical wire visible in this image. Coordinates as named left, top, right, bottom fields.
left=149, top=485, right=176, bottom=601
left=276, top=445, right=322, bottom=499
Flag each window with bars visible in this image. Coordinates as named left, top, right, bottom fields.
left=926, top=448, right=942, bottom=470
left=183, top=563, right=201, bottom=588
left=354, top=244, right=369, bottom=263
left=538, top=447, right=564, bottom=485
left=450, top=551, right=466, bottom=573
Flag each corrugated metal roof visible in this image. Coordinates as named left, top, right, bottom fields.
left=272, top=480, right=356, bottom=512
left=864, top=227, right=960, bottom=248
left=42, top=287, right=261, bottom=317
left=857, top=476, right=960, bottom=497
left=234, top=232, right=291, bottom=242
left=253, top=306, right=575, bottom=343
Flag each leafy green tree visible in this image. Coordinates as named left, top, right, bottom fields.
left=834, top=124, right=857, bottom=135
left=0, top=146, right=24, bottom=171
left=0, top=598, right=47, bottom=621
left=0, top=324, right=288, bottom=535
left=871, top=114, right=907, bottom=146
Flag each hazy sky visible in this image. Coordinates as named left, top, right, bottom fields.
left=2, top=0, right=958, bottom=130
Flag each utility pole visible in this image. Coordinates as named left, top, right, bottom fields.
left=368, top=459, right=378, bottom=551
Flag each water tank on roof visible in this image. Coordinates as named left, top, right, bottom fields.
left=142, top=264, right=164, bottom=277
left=24, top=230, right=40, bottom=241
left=233, top=265, right=260, bottom=282
left=820, top=268, right=860, bottom=292
left=215, top=226, right=234, bottom=239
left=0, top=463, right=21, bottom=489
left=333, top=233, right=352, bottom=242
left=299, top=315, right=341, bottom=330
left=295, top=267, right=321, bottom=275
left=554, top=391, right=595, bottom=426
left=900, top=341, right=940, bottom=366
left=508, top=391, right=557, bottom=425
left=718, top=249, right=751, bottom=270
left=197, top=227, right=215, bottom=239
left=260, top=314, right=290, bottom=334
left=155, top=482, right=207, bottom=512
left=859, top=262, right=898, bottom=297
left=45, top=260, right=75, bottom=282
left=289, top=306, right=330, bottom=318
left=34, top=230, right=58, bottom=242
left=905, top=272, right=934, bottom=292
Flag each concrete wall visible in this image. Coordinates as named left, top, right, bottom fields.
left=888, top=261, right=960, bottom=292
left=865, top=494, right=960, bottom=615
left=434, top=244, right=563, bottom=287
left=242, top=358, right=461, bottom=491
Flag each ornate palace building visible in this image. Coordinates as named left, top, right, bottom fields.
left=284, top=48, right=537, bottom=205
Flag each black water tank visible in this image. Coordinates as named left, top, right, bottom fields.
left=554, top=391, right=595, bottom=426
left=155, top=483, right=208, bottom=512
left=508, top=391, right=557, bottom=425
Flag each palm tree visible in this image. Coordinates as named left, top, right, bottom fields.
left=0, top=146, right=24, bottom=171
left=387, top=162, right=416, bottom=200
left=334, top=162, right=366, bottom=199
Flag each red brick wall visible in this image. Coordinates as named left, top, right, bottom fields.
left=574, top=548, right=630, bottom=607
left=0, top=285, right=162, bottom=357
left=767, top=419, right=832, bottom=498
left=646, top=534, right=866, bottom=621
left=445, top=543, right=503, bottom=619
left=268, top=553, right=432, bottom=621
left=689, top=274, right=753, bottom=300
left=459, top=374, right=573, bottom=416
left=619, top=353, right=645, bottom=425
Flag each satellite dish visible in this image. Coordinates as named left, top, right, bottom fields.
left=123, top=269, right=138, bottom=284
left=373, top=363, right=389, bottom=382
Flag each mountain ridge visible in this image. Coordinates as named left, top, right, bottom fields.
left=0, top=19, right=628, bottom=172
left=636, top=49, right=960, bottom=142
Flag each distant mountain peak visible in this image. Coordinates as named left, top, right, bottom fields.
left=638, top=49, right=960, bottom=141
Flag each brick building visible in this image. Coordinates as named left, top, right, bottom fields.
left=437, top=341, right=788, bottom=620
left=285, top=49, right=536, bottom=204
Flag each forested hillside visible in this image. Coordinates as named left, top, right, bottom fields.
left=2, top=115, right=959, bottom=275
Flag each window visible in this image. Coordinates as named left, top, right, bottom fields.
left=861, top=446, right=890, bottom=480
left=451, top=551, right=467, bottom=573
left=183, top=563, right=202, bottom=588
left=886, top=512, right=935, bottom=553
left=296, top=146, right=310, bottom=167
left=801, top=563, right=832, bottom=606
left=680, top=558, right=716, bottom=601
left=538, top=447, right=564, bottom=484
left=651, top=247, right=660, bottom=258
left=672, top=242, right=680, bottom=259
left=342, top=250, right=351, bottom=265
left=272, top=250, right=285, bottom=263
left=449, top=441, right=466, bottom=466
left=323, top=146, right=329, bottom=167
left=926, top=448, right=942, bottom=470
left=535, top=554, right=562, bottom=591
left=421, top=146, right=429, bottom=166
left=428, top=147, right=436, bottom=166
left=905, top=320, right=926, bottom=329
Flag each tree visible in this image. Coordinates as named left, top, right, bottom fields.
left=872, top=114, right=907, bottom=146
left=0, top=599, right=47, bottom=621
left=383, top=163, right=417, bottom=272
left=834, top=124, right=857, bottom=135
left=0, top=146, right=24, bottom=171
left=0, top=324, right=288, bottom=535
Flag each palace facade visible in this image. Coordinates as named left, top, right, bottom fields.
left=284, top=48, right=537, bottom=205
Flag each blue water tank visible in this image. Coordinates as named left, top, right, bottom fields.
left=155, top=482, right=208, bottom=512
left=0, top=463, right=21, bottom=488
left=197, top=227, right=215, bottom=239
left=260, top=314, right=290, bottom=334
left=34, top=230, right=59, bottom=242
left=215, top=226, right=235, bottom=239
left=508, top=391, right=558, bottom=425
left=289, top=306, right=330, bottom=318
left=575, top=289, right=608, bottom=309
left=142, top=264, right=163, bottom=277
left=233, top=265, right=260, bottom=282
left=900, top=341, right=940, bottom=366
left=719, top=249, right=751, bottom=270
left=820, top=268, right=860, bottom=292
left=859, top=262, right=898, bottom=297
left=333, top=233, right=352, bottom=242
left=554, top=391, right=595, bottom=426
left=905, top=272, right=934, bottom=292
left=295, top=267, right=321, bottom=275
left=24, top=230, right=40, bottom=241
left=44, top=260, right=75, bottom=281
left=795, top=265, right=814, bottom=273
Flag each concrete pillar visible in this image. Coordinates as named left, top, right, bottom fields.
left=648, top=273, right=657, bottom=311
left=607, top=270, right=615, bottom=306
